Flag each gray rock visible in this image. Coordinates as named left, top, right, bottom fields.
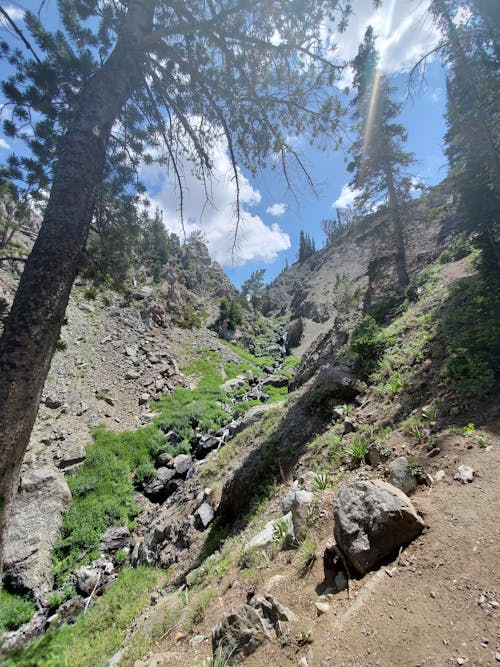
left=246, top=513, right=293, bottom=550
left=229, top=403, right=277, bottom=437
left=143, top=467, right=177, bottom=502
left=75, top=566, right=101, bottom=596
left=156, top=451, right=173, bottom=467
left=290, top=490, right=313, bottom=542
left=56, top=441, right=87, bottom=471
left=194, top=502, right=215, bottom=530
left=125, top=370, right=141, bottom=380
left=100, top=526, right=131, bottom=553
left=249, top=593, right=296, bottom=627
left=454, top=465, right=475, bottom=483
left=333, top=479, right=425, bottom=575
left=261, top=375, right=288, bottom=389
left=173, top=454, right=192, bottom=476
left=386, top=457, right=417, bottom=496
left=195, top=435, right=220, bottom=460
left=44, top=396, right=63, bottom=409
left=212, top=605, right=271, bottom=665
left=221, top=377, right=247, bottom=393
left=4, top=467, right=71, bottom=602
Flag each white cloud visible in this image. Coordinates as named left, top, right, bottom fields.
left=0, top=4, right=25, bottom=22
left=333, top=0, right=441, bottom=82
left=142, top=136, right=290, bottom=267
left=266, top=202, right=287, bottom=217
left=0, top=138, right=10, bottom=150
left=332, top=183, right=359, bottom=209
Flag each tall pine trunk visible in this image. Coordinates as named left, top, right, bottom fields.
left=0, top=0, right=155, bottom=581
left=385, top=163, right=409, bottom=288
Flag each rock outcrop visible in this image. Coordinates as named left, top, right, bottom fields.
left=4, top=468, right=71, bottom=602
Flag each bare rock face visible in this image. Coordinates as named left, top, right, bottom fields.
left=4, top=467, right=71, bottom=602
left=333, top=479, right=424, bottom=575
left=212, top=604, right=271, bottom=665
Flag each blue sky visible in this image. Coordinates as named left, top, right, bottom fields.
left=0, top=0, right=449, bottom=289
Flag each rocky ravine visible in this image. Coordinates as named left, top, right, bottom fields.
left=0, top=224, right=238, bottom=603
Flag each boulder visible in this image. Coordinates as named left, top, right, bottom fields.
left=143, top=467, right=177, bottom=502
left=212, top=605, right=271, bottom=665
left=290, top=490, right=313, bottom=543
left=261, top=375, right=289, bottom=389
left=333, top=480, right=424, bottom=575
left=100, top=526, right=131, bottom=553
left=75, top=565, right=101, bottom=596
left=173, top=454, right=192, bottom=477
left=386, top=457, right=417, bottom=496
left=249, top=593, right=296, bottom=628
left=221, top=377, right=247, bottom=393
left=194, top=436, right=220, bottom=460
left=4, top=467, right=71, bottom=602
left=194, top=502, right=215, bottom=530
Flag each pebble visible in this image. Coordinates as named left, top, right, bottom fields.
left=315, top=600, right=330, bottom=615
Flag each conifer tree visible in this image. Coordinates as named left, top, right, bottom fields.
left=430, top=0, right=500, bottom=275
left=348, top=26, right=416, bottom=287
left=298, top=230, right=316, bottom=262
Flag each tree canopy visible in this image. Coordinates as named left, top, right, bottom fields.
left=348, top=26, right=416, bottom=286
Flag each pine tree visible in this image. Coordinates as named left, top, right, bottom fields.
left=0, top=0, right=353, bottom=571
left=241, top=269, right=266, bottom=310
left=298, top=230, right=316, bottom=262
left=348, top=26, right=416, bottom=287
left=430, top=0, right=500, bottom=275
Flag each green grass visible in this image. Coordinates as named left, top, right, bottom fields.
left=3, top=567, right=165, bottom=667
left=53, top=342, right=289, bottom=585
left=52, top=426, right=166, bottom=583
left=0, top=590, right=36, bottom=632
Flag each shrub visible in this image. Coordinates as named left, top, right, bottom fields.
left=349, top=315, right=390, bottom=374
left=134, top=462, right=156, bottom=486
left=0, top=590, right=36, bottom=632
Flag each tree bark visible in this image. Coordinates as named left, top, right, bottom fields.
left=0, top=0, right=155, bottom=581
left=384, top=164, right=409, bottom=288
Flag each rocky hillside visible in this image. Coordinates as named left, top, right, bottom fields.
left=0, top=184, right=498, bottom=667
left=265, top=182, right=457, bottom=357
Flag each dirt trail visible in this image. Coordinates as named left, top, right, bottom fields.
left=245, top=431, right=499, bottom=667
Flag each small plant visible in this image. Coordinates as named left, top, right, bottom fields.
left=47, top=582, right=77, bottom=610
left=297, top=626, right=313, bottom=645
left=421, top=406, right=438, bottom=421
left=180, top=587, right=190, bottom=606
left=272, top=517, right=291, bottom=547
left=477, top=434, right=490, bottom=448
left=84, top=286, right=98, bottom=300
left=95, top=390, right=107, bottom=400
left=462, top=423, right=475, bottom=437
left=296, top=532, right=318, bottom=577
left=383, top=372, right=406, bottom=395
left=343, top=436, right=369, bottom=463
left=406, top=462, right=423, bottom=477
left=114, top=549, right=128, bottom=566
left=311, top=470, right=343, bottom=491
left=55, top=339, right=67, bottom=352
left=185, top=589, right=216, bottom=630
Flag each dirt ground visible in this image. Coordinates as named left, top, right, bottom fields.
left=139, top=420, right=499, bottom=667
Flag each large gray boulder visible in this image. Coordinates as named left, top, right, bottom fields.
left=212, top=604, right=271, bottom=665
left=333, top=479, right=424, bottom=575
left=4, top=467, right=71, bottom=602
